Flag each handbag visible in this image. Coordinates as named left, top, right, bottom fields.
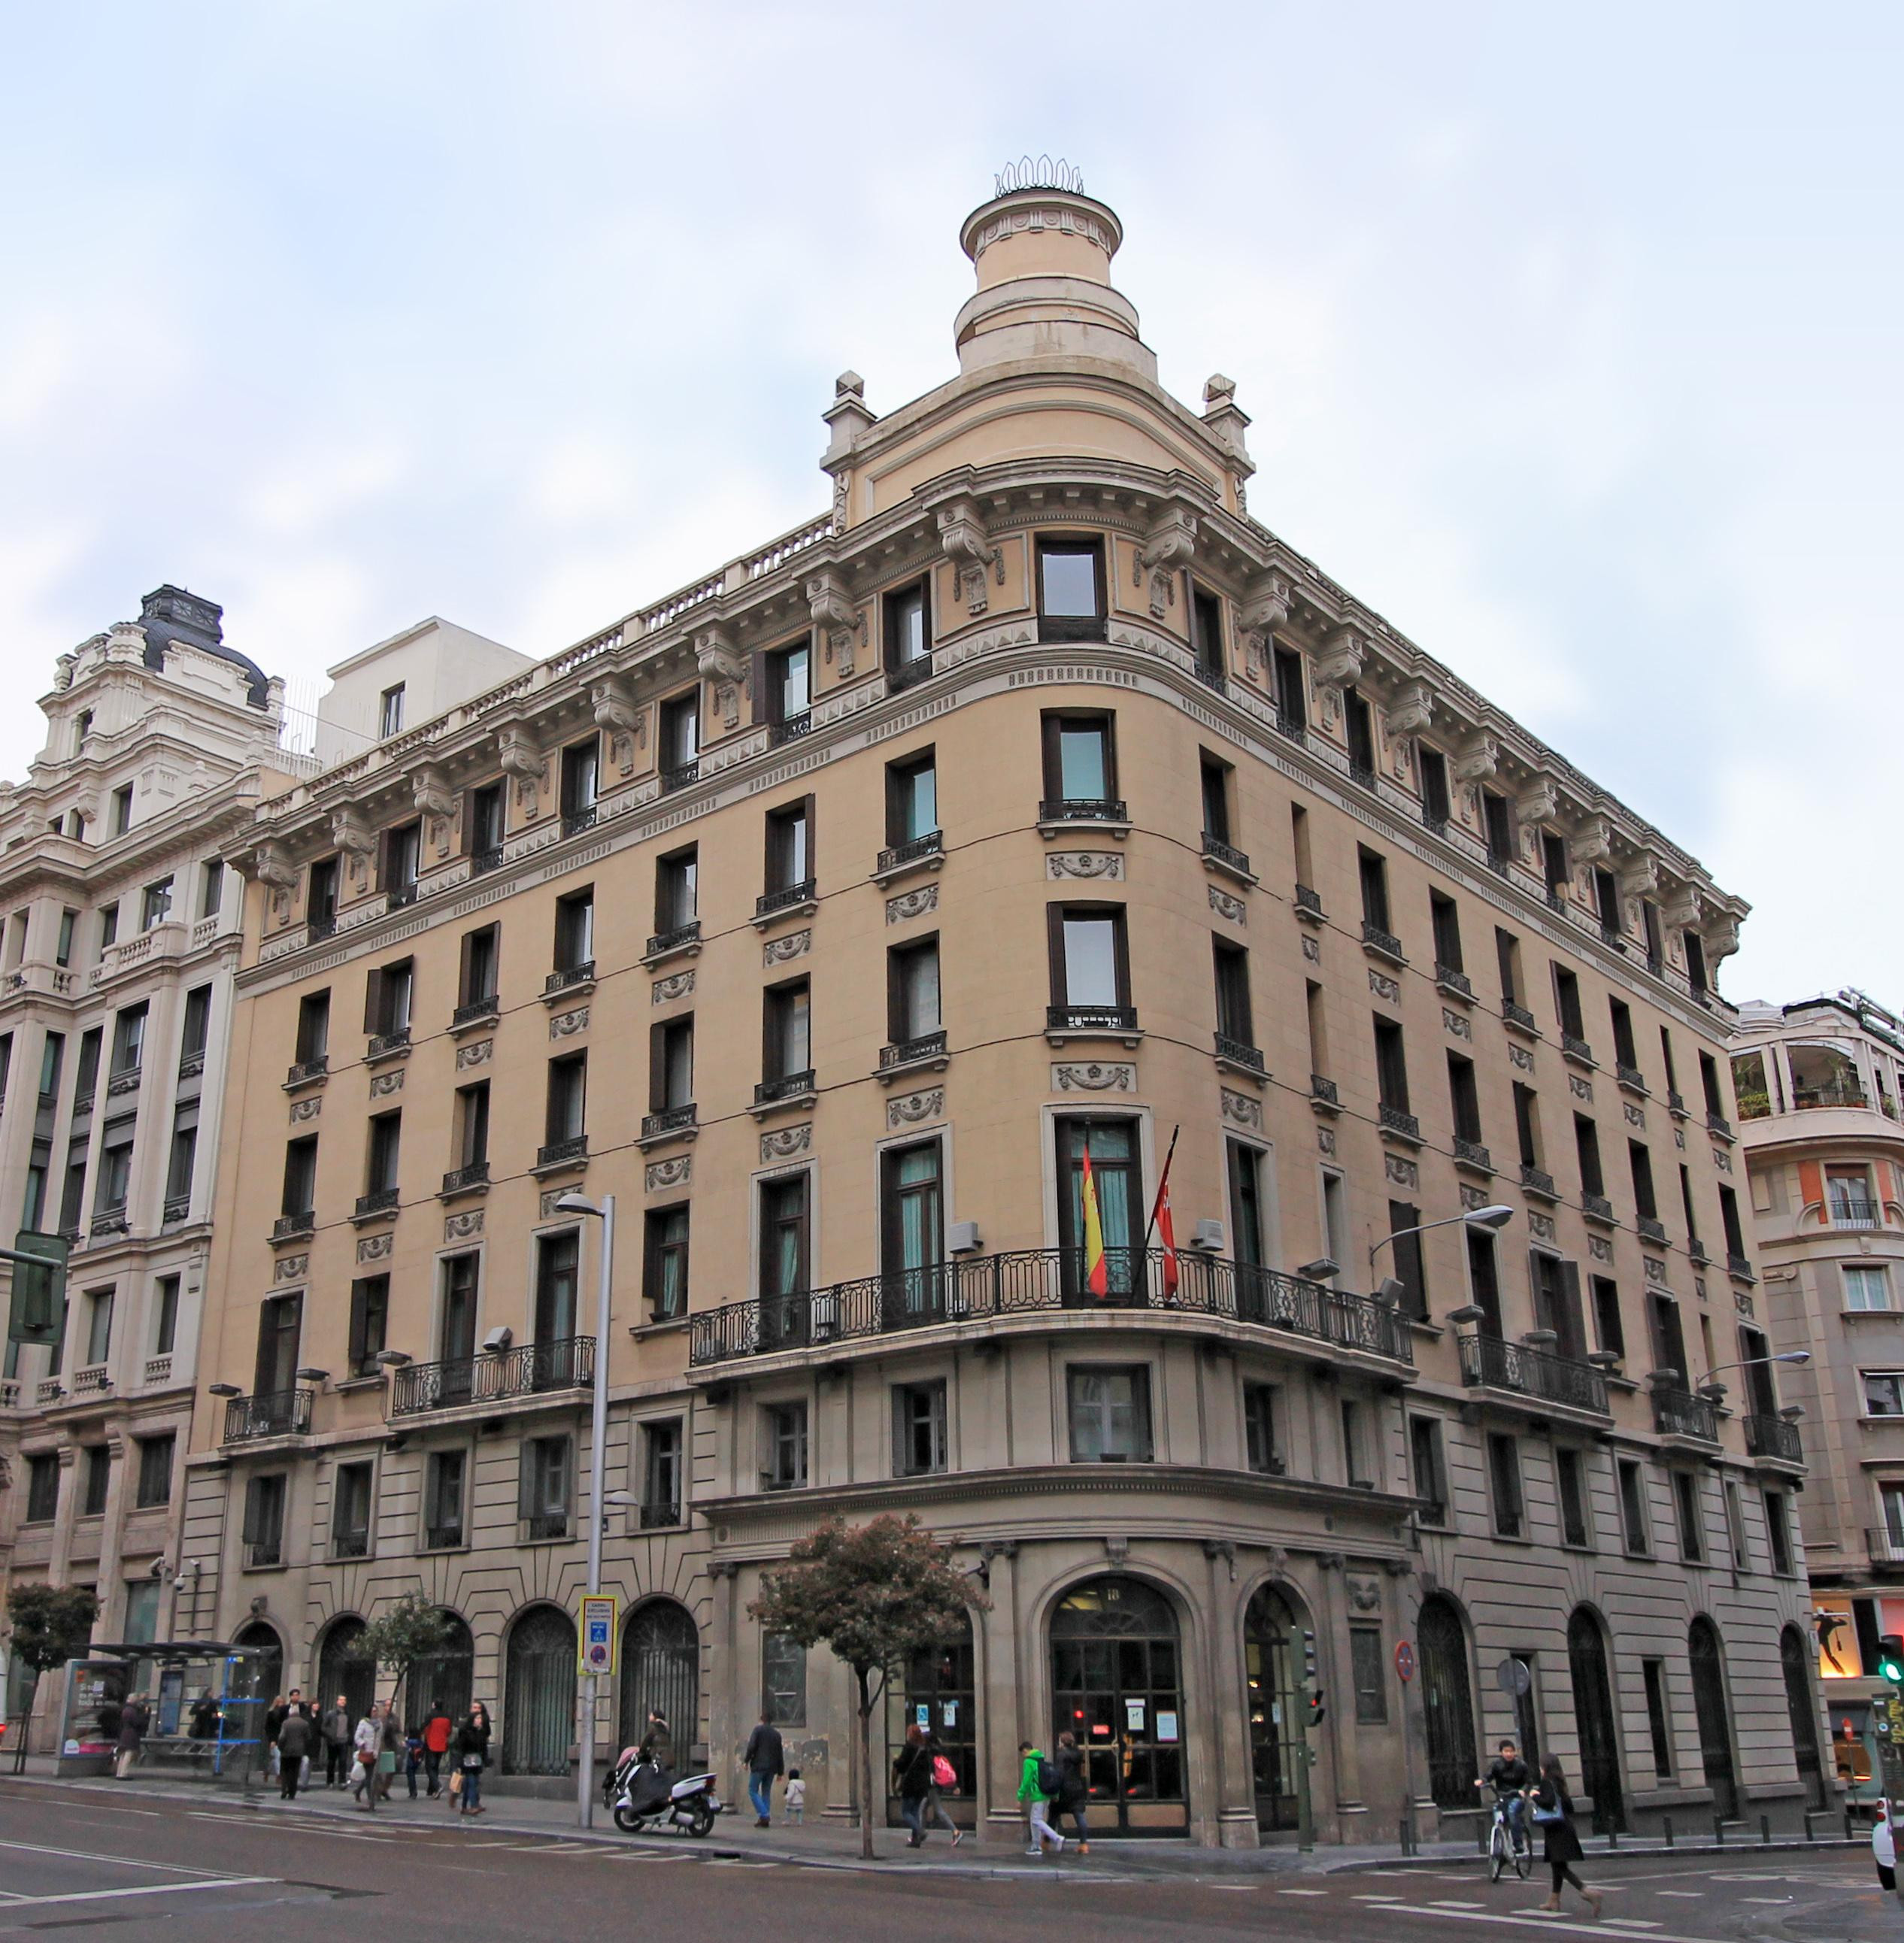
left=448, top=1769, right=464, bottom=1799
left=462, top=1751, right=483, bottom=1769
left=931, top=1754, right=957, bottom=1790
left=1531, top=1797, right=1564, bottom=1824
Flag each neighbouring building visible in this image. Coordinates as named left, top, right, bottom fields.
left=0, top=588, right=303, bottom=1737
left=1733, top=988, right=1904, bottom=1811
left=179, top=168, right=1821, bottom=1844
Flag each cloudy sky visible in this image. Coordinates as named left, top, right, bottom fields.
left=3, top=2, right=1895, bottom=1006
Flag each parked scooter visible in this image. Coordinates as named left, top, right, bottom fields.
left=605, top=1747, right=723, bottom=1837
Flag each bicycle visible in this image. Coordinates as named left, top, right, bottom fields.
left=1485, top=1792, right=1533, bottom=1881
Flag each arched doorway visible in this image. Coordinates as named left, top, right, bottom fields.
left=1566, top=1608, right=1626, bottom=1833
left=1781, top=1623, right=1828, bottom=1811
left=408, top=1613, right=474, bottom=1732
left=1687, top=1617, right=1739, bottom=1823
left=1418, top=1594, right=1478, bottom=1808
left=230, top=1620, right=282, bottom=1760
left=1243, top=1584, right=1303, bottom=1832
left=503, top=1605, right=576, bottom=1776
left=884, top=1608, right=975, bottom=1827
left=1050, top=1575, right=1187, bottom=1833
left=618, top=1601, right=699, bottom=1756
left=317, top=1616, right=377, bottom=1726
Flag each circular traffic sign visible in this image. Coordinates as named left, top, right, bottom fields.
left=1395, top=1641, right=1416, bottom=1683
left=1496, top=1656, right=1533, bottom=1698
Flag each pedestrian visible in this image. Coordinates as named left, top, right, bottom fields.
left=637, top=1708, right=672, bottom=1774
left=277, top=1705, right=314, bottom=1800
left=741, top=1712, right=784, bottom=1827
left=351, top=1704, right=380, bottom=1811
left=451, top=1702, right=491, bottom=1816
left=920, top=1732, right=963, bottom=1846
left=321, top=1694, right=353, bottom=1787
left=377, top=1703, right=403, bottom=1799
left=894, top=1725, right=934, bottom=1848
left=422, top=1704, right=453, bottom=1797
left=114, top=1694, right=149, bottom=1781
left=405, top=1724, right=424, bottom=1799
left=265, top=1693, right=287, bottom=1780
left=285, top=1689, right=314, bottom=1792
left=1053, top=1730, right=1089, bottom=1854
left=1530, top=1754, right=1602, bottom=1917
left=1017, top=1739, right=1063, bottom=1857
left=97, top=1691, right=124, bottom=1749
left=189, top=1692, right=220, bottom=1742
left=784, top=1768, right=805, bottom=1826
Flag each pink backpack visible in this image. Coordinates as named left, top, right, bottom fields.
left=931, top=1754, right=957, bottom=1790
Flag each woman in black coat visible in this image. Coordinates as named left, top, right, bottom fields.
left=1530, top=1754, right=1602, bottom=1916
left=452, top=1703, right=492, bottom=1816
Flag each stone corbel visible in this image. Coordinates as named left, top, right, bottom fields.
left=936, top=498, right=1002, bottom=616
left=1236, top=571, right=1291, bottom=677
left=805, top=569, right=865, bottom=677
left=247, top=840, right=299, bottom=893
left=590, top=673, right=641, bottom=776
left=1619, top=853, right=1660, bottom=901
left=1661, top=884, right=1702, bottom=934
left=1201, top=1538, right=1239, bottom=1581
left=330, top=807, right=374, bottom=890
left=1515, top=775, right=1560, bottom=830
left=1570, top=815, right=1614, bottom=866
left=498, top=723, right=546, bottom=815
left=412, top=762, right=454, bottom=856
left=1314, top=626, right=1365, bottom=692
left=1451, top=730, right=1499, bottom=783
left=1384, top=678, right=1434, bottom=743
left=1703, top=914, right=1742, bottom=965
left=1134, top=507, right=1198, bottom=619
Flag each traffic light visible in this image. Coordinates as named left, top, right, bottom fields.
left=6, top=1229, right=68, bottom=1346
left=1300, top=1629, right=1325, bottom=1726
left=1308, top=1690, right=1327, bottom=1729
left=1878, top=1635, right=1904, bottom=1687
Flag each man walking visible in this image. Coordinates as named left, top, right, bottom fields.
left=321, top=1694, right=353, bottom=1787
left=114, top=1694, right=149, bottom=1781
left=741, top=1714, right=784, bottom=1827
left=421, top=1703, right=453, bottom=1797
left=283, top=1689, right=314, bottom=1793
left=351, top=1703, right=381, bottom=1811
left=277, top=1705, right=314, bottom=1800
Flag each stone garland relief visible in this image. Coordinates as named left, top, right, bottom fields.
left=1048, top=852, right=1124, bottom=882
left=1588, top=1235, right=1613, bottom=1261
left=760, top=1123, right=813, bottom=1162
left=1368, top=968, right=1400, bottom=1004
left=1208, top=884, right=1246, bottom=926
left=1528, top=1212, right=1557, bottom=1241
left=274, top=1253, right=308, bottom=1284
left=1220, top=1089, right=1262, bottom=1131
left=1711, top=1147, right=1733, bottom=1172
left=644, top=1155, right=691, bottom=1193
left=886, top=884, right=939, bottom=925
left=763, top=930, right=811, bottom=965
left=652, top=969, right=696, bottom=1004
left=369, top=1068, right=405, bottom=1096
left=887, top=1088, right=945, bottom=1129
left=550, top=1007, right=590, bottom=1039
left=1624, top=1102, right=1645, bottom=1128
left=1569, top=1075, right=1593, bottom=1101
left=538, top=1189, right=568, bottom=1218
left=444, top=1210, right=484, bottom=1241
left=290, top=1096, right=320, bottom=1123
left=1644, top=1256, right=1667, bottom=1286
left=1459, top=1184, right=1488, bottom=1211
left=1317, top=1126, right=1338, bottom=1156
left=356, top=1232, right=393, bottom=1263
left=456, top=1038, right=494, bottom=1069
left=1442, top=1007, right=1471, bottom=1040
left=1674, top=1126, right=1688, bottom=1150
left=1301, top=934, right=1321, bottom=964
left=1508, top=1044, right=1536, bottom=1072
left=1384, top=1154, right=1420, bottom=1190
left=1051, top=1062, right=1135, bottom=1093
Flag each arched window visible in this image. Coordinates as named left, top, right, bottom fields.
left=503, top=1605, right=576, bottom=1776
left=409, top=1611, right=474, bottom=1729
left=1687, top=1616, right=1738, bottom=1821
left=1417, top=1593, right=1477, bottom=1808
left=1566, top=1607, right=1626, bottom=1833
left=619, top=1602, right=697, bottom=1754
left=317, top=1615, right=376, bottom=1726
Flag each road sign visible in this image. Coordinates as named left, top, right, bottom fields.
left=1395, top=1640, right=1416, bottom=1683
left=579, top=1594, right=619, bottom=1677
left=1496, top=1656, right=1532, bottom=1698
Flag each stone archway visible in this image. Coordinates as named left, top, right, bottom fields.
left=502, top=1605, right=576, bottom=1777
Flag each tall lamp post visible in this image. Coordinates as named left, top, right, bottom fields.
left=1368, top=1203, right=1515, bottom=1301
left=555, top=1190, right=615, bottom=1830
left=1696, top=1349, right=1810, bottom=1398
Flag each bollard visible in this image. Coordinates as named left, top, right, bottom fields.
left=1608, top=1825, right=1618, bottom=1851
left=1845, top=1808, right=1854, bottom=1841
left=1714, top=1814, right=1726, bottom=1846
left=1803, top=1809, right=1816, bottom=1843
left=1663, top=1814, right=1675, bottom=1848
left=1760, top=1814, right=1771, bottom=1847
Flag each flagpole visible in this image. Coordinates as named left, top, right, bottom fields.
left=1141, top=1124, right=1181, bottom=1250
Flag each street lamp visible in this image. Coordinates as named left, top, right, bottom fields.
left=1369, top=1204, right=1514, bottom=1302
left=555, top=1188, right=615, bottom=1831
left=1696, top=1349, right=1809, bottom=1400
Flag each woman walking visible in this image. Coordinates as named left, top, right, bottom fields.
left=1530, top=1754, right=1602, bottom=1917
left=893, top=1725, right=934, bottom=1847
left=1053, top=1730, right=1090, bottom=1854
left=919, top=1731, right=963, bottom=1847
left=452, top=1702, right=492, bottom=1816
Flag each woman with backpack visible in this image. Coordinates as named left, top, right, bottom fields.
left=1053, top=1730, right=1090, bottom=1854
left=893, top=1724, right=935, bottom=1847
left=919, top=1729, right=964, bottom=1847
left=1017, top=1739, right=1064, bottom=1857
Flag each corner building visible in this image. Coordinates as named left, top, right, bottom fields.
left=189, top=178, right=1820, bottom=1842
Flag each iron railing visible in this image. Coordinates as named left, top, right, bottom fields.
left=1582, top=1193, right=1614, bottom=1223
left=390, top=1335, right=596, bottom=1417
left=1637, top=1216, right=1667, bottom=1243
left=536, top=1135, right=589, bottom=1169
left=768, top=713, right=814, bottom=748
left=690, top=1248, right=1415, bottom=1369
left=1436, top=964, right=1472, bottom=998
left=1667, top=1089, right=1688, bottom=1115
left=368, top=1027, right=411, bottom=1058
left=659, top=761, right=701, bottom=794
left=561, top=806, right=599, bottom=839
left=639, top=1499, right=684, bottom=1530
left=1048, top=1004, right=1138, bottom=1035
left=354, top=1187, right=399, bottom=1220
left=1311, top=1074, right=1339, bottom=1106
left=1502, top=1001, right=1538, bottom=1032
left=1362, top=921, right=1405, bottom=961
left=1617, top=1064, right=1647, bottom=1093
left=1454, top=1137, right=1493, bottom=1172
left=1202, top=834, right=1252, bottom=875
left=1379, top=1104, right=1420, bottom=1141
left=1293, top=884, right=1323, bottom=918
left=1038, top=798, right=1128, bottom=824
left=1458, top=1332, right=1608, bottom=1414
left=1744, top=1414, right=1802, bottom=1463
left=285, top=1056, right=329, bottom=1087
left=223, top=1387, right=314, bottom=1442
left=881, top=1031, right=947, bottom=1070
left=453, top=997, right=499, bottom=1028
left=887, top=654, right=935, bottom=693
left=1562, top=1032, right=1595, bottom=1065
left=753, top=1070, right=816, bottom=1106
left=544, top=960, right=595, bottom=996
left=272, top=1210, right=314, bottom=1241
left=441, top=1161, right=490, bottom=1195
left=1688, top=1238, right=1711, bottom=1264
left=1707, top=1110, right=1734, bottom=1139
left=472, top=844, right=505, bottom=875
left=878, top=831, right=943, bottom=874
left=1652, top=1386, right=1719, bottom=1441
left=646, top=921, right=701, bottom=958
left=641, top=1104, right=698, bottom=1140
left=755, top=880, right=816, bottom=919
left=1727, top=1251, right=1755, bottom=1281
left=1520, top=1165, right=1557, bottom=1199
left=1215, top=1033, right=1265, bottom=1074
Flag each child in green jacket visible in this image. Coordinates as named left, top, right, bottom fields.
left=1017, top=1741, right=1064, bottom=1856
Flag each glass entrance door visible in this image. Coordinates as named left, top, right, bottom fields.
left=1050, top=1576, right=1187, bottom=1833
left=1243, top=1585, right=1302, bottom=1832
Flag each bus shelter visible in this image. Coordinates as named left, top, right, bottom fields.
left=57, top=1641, right=273, bottom=1784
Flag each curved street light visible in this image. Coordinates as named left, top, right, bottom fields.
left=1369, top=1203, right=1515, bottom=1303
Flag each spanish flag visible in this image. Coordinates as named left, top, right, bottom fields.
left=1081, top=1140, right=1108, bottom=1297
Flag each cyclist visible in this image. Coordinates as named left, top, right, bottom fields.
left=1475, top=1737, right=1532, bottom=1849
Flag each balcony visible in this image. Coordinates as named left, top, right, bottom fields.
left=353, top=1187, right=400, bottom=1222
left=753, top=1069, right=817, bottom=1109
left=1744, top=1414, right=1803, bottom=1465
left=1561, top=1033, right=1596, bottom=1067
left=1706, top=1110, right=1734, bottom=1141
left=1310, top=1073, right=1339, bottom=1108
left=535, top=1135, right=590, bottom=1172
left=1293, top=883, right=1324, bottom=920
left=1037, top=797, right=1129, bottom=828
left=544, top=960, right=595, bottom=999
left=73, top=1364, right=111, bottom=1395
left=1046, top=1005, right=1139, bottom=1039
left=1361, top=920, right=1405, bottom=964
left=640, top=1103, right=699, bottom=1143
left=1520, top=1164, right=1559, bottom=1201
left=223, top=1387, right=314, bottom=1443
left=1869, top=1527, right=1904, bottom=1568
left=659, top=760, right=700, bottom=795
left=1652, top=1386, right=1719, bottom=1443
left=1436, top=964, right=1473, bottom=999
left=877, top=830, right=944, bottom=878
left=1727, top=1251, right=1756, bottom=1282
left=561, top=805, right=599, bottom=840
left=639, top=1499, right=685, bottom=1531
left=1214, top=1032, right=1266, bottom=1077
left=143, top=1355, right=171, bottom=1387
left=1457, top=1332, right=1608, bottom=1415
left=285, top=1056, right=329, bottom=1089
left=1502, top=1001, right=1539, bottom=1035
left=1582, top=1193, right=1615, bottom=1224
left=754, top=879, right=817, bottom=922
left=271, top=1209, right=315, bottom=1243
left=1273, top=706, right=1305, bottom=743
left=1617, top=1064, right=1648, bottom=1095
left=1378, top=1103, right=1421, bottom=1144
left=768, top=712, right=814, bottom=749
left=1667, top=1089, right=1689, bottom=1117
left=452, top=996, right=499, bottom=1030
left=880, top=1030, right=949, bottom=1075
left=645, top=921, right=702, bottom=961
left=1348, top=761, right=1377, bottom=793
left=1832, top=1201, right=1881, bottom=1230
left=1201, top=834, right=1253, bottom=879
left=1454, top=1137, right=1493, bottom=1173
left=690, top=1248, right=1416, bottom=1371
left=1688, top=1238, right=1711, bottom=1266
left=471, top=844, right=506, bottom=876
left=887, top=653, right=935, bottom=693
left=367, top=1027, right=412, bottom=1060
left=1637, top=1216, right=1667, bottom=1244
left=1193, top=660, right=1227, bottom=693
left=440, top=1161, right=490, bottom=1197
left=390, top=1335, right=596, bottom=1417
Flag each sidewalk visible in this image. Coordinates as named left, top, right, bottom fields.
left=0, top=1763, right=1864, bottom=1881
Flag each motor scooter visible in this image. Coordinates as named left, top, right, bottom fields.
left=605, top=1747, right=723, bottom=1837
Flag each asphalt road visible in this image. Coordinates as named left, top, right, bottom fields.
left=0, top=1783, right=1890, bottom=1943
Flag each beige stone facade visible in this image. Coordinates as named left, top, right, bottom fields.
left=174, top=177, right=1818, bottom=1843
left=1732, top=989, right=1904, bottom=1810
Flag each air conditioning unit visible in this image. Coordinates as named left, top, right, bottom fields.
left=947, top=1220, right=983, bottom=1254
left=1190, top=1218, right=1225, bottom=1252
left=481, top=1326, right=513, bottom=1353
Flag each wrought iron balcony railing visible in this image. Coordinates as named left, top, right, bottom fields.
left=647, top=921, right=702, bottom=958
left=1201, top=834, right=1252, bottom=875
left=1582, top=1193, right=1614, bottom=1223
left=390, top=1335, right=596, bottom=1417
left=887, top=653, right=935, bottom=693
left=441, top=1161, right=490, bottom=1196
left=1038, top=798, right=1128, bottom=825
left=544, top=960, right=595, bottom=997
left=659, top=760, right=700, bottom=794
left=641, top=1104, right=698, bottom=1140
left=1637, top=1216, right=1667, bottom=1244
left=1457, top=1332, right=1608, bottom=1414
left=1561, top=1032, right=1595, bottom=1065
left=639, top=1499, right=684, bottom=1530
left=878, top=830, right=944, bottom=875
left=1617, top=1063, right=1647, bottom=1093
left=472, top=844, right=505, bottom=875
left=1214, top=1033, right=1265, bottom=1074
left=1293, top=884, right=1323, bottom=918
left=1378, top=1103, right=1421, bottom=1142
left=354, top=1187, right=399, bottom=1220
left=1652, top=1386, right=1719, bottom=1442
left=755, top=880, right=816, bottom=919
left=367, top=1027, right=411, bottom=1059
left=768, top=712, right=814, bottom=748
left=1454, top=1137, right=1493, bottom=1172
left=881, top=1031, right=948, bottom=1071
left=1310, top=1073, right=1339, bottom=1106
left=1047, top=1005, right=1138, bottom=1035
left=1727, top=1251, right=1755, bottom=1281
left=1361, top=921, right=1405, bottom=962
left=753, top=1069, right=817, bottom=1107
left=272, top=1210, right=315, bottom=1241
left=1520, top=1165, right=1558, bottom=1200
left=453, top=996, right=499, bottom=1028
left=689, top=1248, right=1415, bottom=1371
left=223, top=1387, right=314, bottom=1443
left=1744, top=1414, right=1802, bottom=1463
left=285, top=1056, right=329, bottom=1087
left=536, top=1135, right=590, bottom=1169
left=1502, top=1001, right=1538, bottom=1032
left=1436, top=964, right=1472, bottom=998
left=561, top=805, right=599, bottom=839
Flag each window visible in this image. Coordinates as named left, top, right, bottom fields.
left=534, top=1229, right=579, bottom=1344
left=24, top=1453, right=59, bottom=1523
left=1553, top=965, right=1585, bottom=1041
left=438, top=1252, right=478, bottom=1367
left=1373, top=1016, right=1410, bottom=1115
left=1864, top=1371, right=1904, bottom=1417
left=332, top=1460, right=373, bottom=1558
left=1357, top=847, right=1392, bottom=933
left=1610, top=999, right=1639, bottom=1075
left=1213, top=938, right=1254, bottom=1048
left=281, top=1135, right=317, bottom=1220
left=1245, top=1383, right=1282, bottom=1475
left=1724, top=1479, right=1750, bottom=1568
left=1430, top=892, right=1463, bottom=974
left=139, top=878, right=173, bottom=931
left=880, top=1138, right=944, bottom=1292
left=1846, top=1265, right=1893, bottom=1311
left=1199, top=753, right=1233, bottom=846
left=893, top=1380, right=948, bottom=1478
left=365, top=957, right=414, bottom=1040
left=1481, top=790, right=1514, bottom=866
left=766, top=641, right=812, bottom=728
left=96, top=1122, right=134, bottom=1215
left=98, top=903, right=120, bottom=953
left=1448, top=1053, right=1483, bottom=1146
left=1350, top=1625, right=1388, bottom=1724
left=449, top=1083, right=490, bottom=1178
left=1828, top=1167, right=1878, bottom=1227
left=1048, top=904, right=1129, bottom=1020
left=888, top=937, right=941, bottom=1047
left=1041, top=712, right=1117, bottom=809
left=545, top=1051, right=587, bottom=1146
left=111, top=1003, right=147, bottom=1078
left=518, top=1434, right=572, bottom=1539
left=73, top=708, right=92, bottom=749
left=1642, top=1661, right=1674, bottom=1778
left=1557, top=1448, right=1590, bottom=1547
left=1763, top=1491, right=1793, bottom=1574
left=641, top=1420, right=684, bottom=1526
left=1496, top=927, right=1522, bottom=1006
left=553, top=888, right=594, bottom=974
left=1679, top=1165, right=1700, bottom=1246
left=1629, top=1140, right=1659, bottom=1223
left=1718, top=1184, right=1748, bottom=1263
left=763, top=981, right=812, bottom=1084
left=83, top=1286, right=114, bottom=1366
left=110, top=784, right=133, bottom=836
left=1068, top=1365, right=1153, bottom=1462
left=1290, top=802, right=1314, bottom=887
left=655, top=847, right=697, bottom=934
left=650, top=1016, right=694, bottom=1114
left=242, top=1472, right=287, bottom=1566
left=885, top=750, right=938, bottom=848
left=1386, top=1202, right=1428, bottom=1319
left=56, top=1138, right=86, bottom=1235
left=1410, top=1417, right=1447, bottom=1523
left=763, top=1633, right=807, bottom=1727
left=1035, top=538, right=1105, bottom=640
left=559, top=735, right=599, bottom=827
left=347, top=1275, right=389, bottom=1377
left=295, top=990, right=330, bottom=1065
left=763, top=1401, right=808, bottom=1490
left=1575, top=1115, right=1605, bottom=1197
left=764, top=799, right=813, bottom=895
left=180, top=984, right=211, bottom=1065
left=1341, top=1397, right=1372, bottom=1487
left=424, top=1450, right=465, bottom=1549
left=378, top=683, right=405, bottom=738
left=254, top=1290, right=303, bottom=1398
left=1541, top=831, right=1569, bottom=900
left=1617, top=1460, right=1650, bottom=1555
left=1190, top=583, right=1226, bottom=679
left=1511, top=1087, right=1542, bottom=1172
left=307, top=856, right=339, bottom=931
left=1272, top=644, right=1307, bottom=732
left=82, top=1444, right=111, bottom=1516
left=365, top=1111, right=402, bottom=1196
left=1684, top=930, right=1709, bottom=997
left=1487, top=1432, right=1524, bottom=1536
left=135, top=1433, right=174, bottom=1509
left=153, top=1275, right=179, bottom=1356
left=459, top=925, right=499, bottom=1010
left=71, top=1029, right=102, bottom=1110
left=1647, top=1293, right=1689, bottom=1384
left=1419, top=745, right=1451, bottom=825
left=644, top=1205, right=690, bottom=1321
left=1305, top=980, right=1329, bottom=1080
left=467, top=781, right=506, bottom=862
left=1227, top=1139, right=1266, bottom=1272
left=759, top=1175, right=809, bottom=1302
left=381, top=820, right=421, bottom=901
left=1672, top=1470, right=1704, bottom=1563
left=1057, top=1117, right=1141, bottom=1294
left=1321, top=1169, right=1349, bottom=1273
left=1342, top=687, right=1376, bottom=778
left=1590, top=1275, right=1624, bottom=1356
left=884, top=580, right=931, bottom=677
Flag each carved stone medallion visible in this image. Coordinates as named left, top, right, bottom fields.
left=1047, top=852, right=1124, bottom=882
left=550, top=1007, right=590, bottom=1039
left=762, top=931, right=811, bottom=965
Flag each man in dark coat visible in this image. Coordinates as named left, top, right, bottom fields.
left=277, top=1707, right=314, bottom=1799
left=741, top=1714, right=784, bottom=1826
left=320, top=1695, right=353, bottom=1787
left=114, top=1696, right=149, bottom=1780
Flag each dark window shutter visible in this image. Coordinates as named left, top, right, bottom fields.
left=1556, top=1260, right=1587, bottom=1360
left=517, top=1442, right=539, bottom=1520
left=241, top=1477, right=263, bottom=1545
left=362, top=968, right=384, bottom=1035
left=750, top=650, right=767, bottom=726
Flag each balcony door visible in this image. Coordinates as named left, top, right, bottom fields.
left=253, top=1294, right=302, bottom=1402
left=438, top=1253, right=478, bottom=1405
left=758, top=1174, right=810, bottom=1349
left=879, top=1138, right=944, bottom=1328
left=1056, top=1116, right=1142, bottom=1302
left=534, top=1230, right=579, bottom=1387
